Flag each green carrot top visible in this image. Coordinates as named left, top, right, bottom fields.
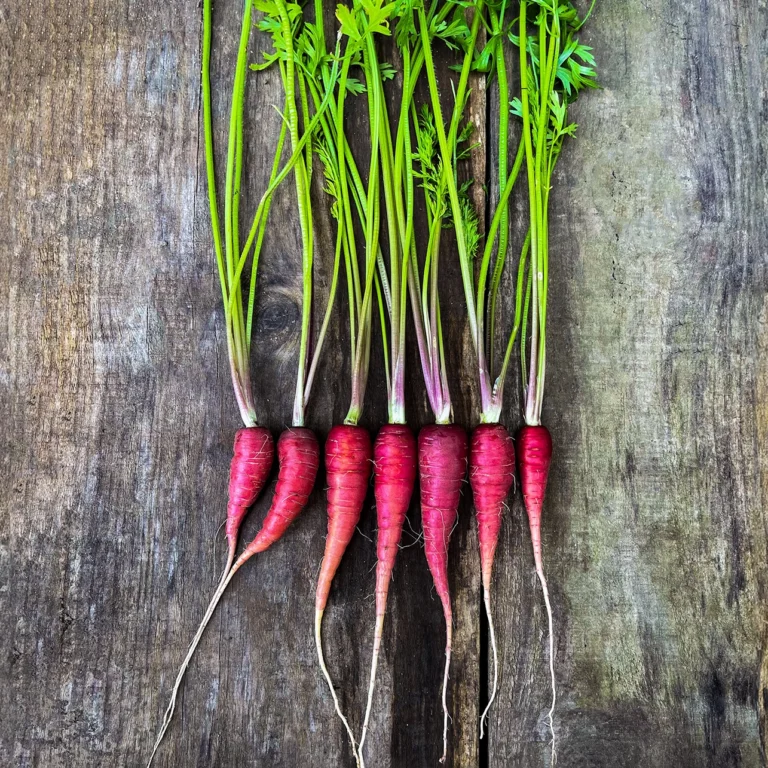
left=203, top=0, right=343, bottom=428
left=513, top=0, right=597, bottom=425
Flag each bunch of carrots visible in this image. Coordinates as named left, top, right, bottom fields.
left=146, top=0, right=596, bottom=766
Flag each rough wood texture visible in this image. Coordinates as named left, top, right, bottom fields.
left=0, top=1, right=765, bottom=767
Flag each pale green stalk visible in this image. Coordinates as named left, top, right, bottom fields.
left=274, top=0, right=314, bottom=427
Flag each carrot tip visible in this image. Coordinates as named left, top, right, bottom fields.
left=315, top=609, right=360, bottom=767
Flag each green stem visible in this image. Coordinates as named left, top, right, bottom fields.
left=478, top=139, right=524, bottom=421
left=376, top=68, right=404, bottom=423
left=534, top=11, right=561, bottom=422
left=376, top=270, right=391, bottom=405
left=304, top=66, right=386, bottom=406
left=304, top=202, right=345, bottom=406
left=224, top=0, right=253, bottom=387
left=314, top=0, right=326, bottom=50
left=298, top=70, right=313, bottom=184
left=335, top=53, right=361, bottom=357
left=203, top=0, right=257, bottom=426
left=231, top=41, right=343, bottom=319
left=493, top=229, right=529, bottom=402
left=487, top=141, right=524, bottom=380
left=384, top=44, right=415, bottom=425
left=521, top=248, right=532, bottom=399
left=519, top=0, right=540, bottom=425
left=487, top=12, right=509, bottom=378
left=346, top=35, right=383, bottom=425
left=275, top=0, right=313, bottom=428
left=418, top=3, right=488, bottom=405
left=203, top=0, right=227, bottom=314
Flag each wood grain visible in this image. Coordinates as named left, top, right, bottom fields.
left=0, top=1, right=765, bottom=767
left=486, top=1, right=768, bottom=766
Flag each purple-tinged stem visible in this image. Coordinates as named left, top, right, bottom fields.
left=227, top=328, right=256, bottom=427
left=407, top=259, right=444, bottom=418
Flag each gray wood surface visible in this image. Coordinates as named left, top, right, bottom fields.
left=1, top=1, right=766, bottom=767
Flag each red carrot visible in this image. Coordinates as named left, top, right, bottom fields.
left=513, top=0, right=597, bottom=753
left=224, top=426, right=276, bottom=568
left=359, top=424, right=417, bottom=762
left=419, top=424, right=468, bottom=764
left=237, top=428, right=319, bottom=559
left=516, top=424, right=556, bottom=752
left=315, top=424, right=372, bottom=762
left=470, top=424, right=516, bottom=592
left=146, top=427, right=317, bottom=766
left=147, top=1, right=347, bottom=762
left=468, top=423, right=515, bottom=736
left=516, top=425, right=552, bottom=575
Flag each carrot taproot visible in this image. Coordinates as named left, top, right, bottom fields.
left=315, top=424, right=372, bottom=764
left=224, top=426, right=275, bottom=567
left=358, top=424, right=417, bottom=763
left=419, top=423, right=468, bottom=764
left=516, top=424, right=556, bottom=754
left=470, top=424, right=516, bottom=594
left=237, top=427, right=319, bottom=558
left=468, top=423, right=515, bottom=736
left=146, top=427, right=318, bottom=767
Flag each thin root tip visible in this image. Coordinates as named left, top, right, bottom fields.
left=315, top=608, right=359, bottom=766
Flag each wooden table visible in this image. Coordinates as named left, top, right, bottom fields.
left=2, top=1, right=766, bottom=766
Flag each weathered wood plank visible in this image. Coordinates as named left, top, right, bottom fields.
left=0, top=2, right=211, bottom=767
left=0, top=1, right=480, bottom=766
left=1, top=1, right=766, bottom=767
left=486, top=1, right=768, bottom=766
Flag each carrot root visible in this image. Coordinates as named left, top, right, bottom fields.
left=315, top=424, right=372, bottom=766
left=360, top=424, right=417, bottom=765
left=480, top=589, right=499, bottom=740
left=147, top=427, right=314, bottom=766
left=418, top=424, right=468, bottom=764
left=238, top=427, right=319, bottom=562
left=469, top=423, right=516, bottom=737
left=146, top=560, right=240, bottom=768
left=439, top=620, right=454, bottom=764
left=225, top=426, right=275, bottom=558
left=316, top=609, right=361, bottom=767
left=147, top=426, right=272, bottom=767
left=516, top=424, right=556, bottom=765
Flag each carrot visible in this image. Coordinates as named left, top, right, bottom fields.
left=315, top=424, right=372, bottom=763
left=510, top=0, right=595, bottom=758
left=146, top=426, right=318, bottom=766
left=224, top=426, right=276, bottom=566
left=516, top=424, right=556, bottom=753
left=468, top=423, right=515, bottom=736
left=516, top=426, right=552, bottom=582
left=238, top=428, right=319, bottom=557
left=359, top=424, right=416, bottom=763
left=419, top=423, right=468, bottom=764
